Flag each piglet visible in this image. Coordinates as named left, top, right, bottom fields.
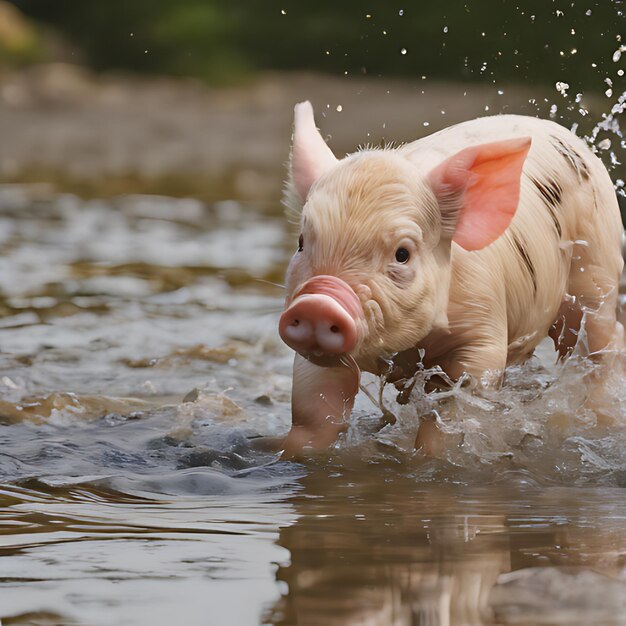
left=279, top=102, right=624, bottom=457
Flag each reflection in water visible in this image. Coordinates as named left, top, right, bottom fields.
left=270, top=470, right=626, bottom=626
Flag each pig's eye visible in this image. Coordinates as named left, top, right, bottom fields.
left=395, top=247, right=410, bottom=263
left=298, top=234, right=304, bottom=252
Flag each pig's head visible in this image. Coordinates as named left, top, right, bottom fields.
left=279, top=102, right=531, bottom=371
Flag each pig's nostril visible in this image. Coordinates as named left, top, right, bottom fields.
left=291, top=319, right=300, bottom=326
left=330, top=325, right=340, bottom=333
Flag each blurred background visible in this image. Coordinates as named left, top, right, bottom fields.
left=1, top=0, right=625, bottom=215
left=0, top=4, right=625, bottom=625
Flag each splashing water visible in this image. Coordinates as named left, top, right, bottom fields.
left=550, top=38, right=626, bottom=195
left=350, top=333, right=626, bottom=486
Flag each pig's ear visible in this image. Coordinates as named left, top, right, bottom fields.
left=290, top=101, right=338, bottom=202
left=428, top=137, right=531, bottom=251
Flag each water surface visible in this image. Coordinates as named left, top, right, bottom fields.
left=0, top=185, right=625, bottom=625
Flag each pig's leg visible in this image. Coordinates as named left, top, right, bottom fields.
left=281, top=354, right=360, bottom=458
left=555, top=240, right=624, bottom=422
left=553, top=240, right=624, bottom=363
left=565, top=242, right=624, bottom=404
left=415, top=324, right=509, bottom=456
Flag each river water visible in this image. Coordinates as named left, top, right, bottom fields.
left=0, top=183, right=625, bottom=625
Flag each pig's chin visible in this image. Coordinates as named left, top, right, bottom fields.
left=298, top=351, right=349, bottom=368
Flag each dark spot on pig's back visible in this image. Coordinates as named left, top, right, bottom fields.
left=529, top=175, right=563, bottom=238
left=512, top=233, right=537, bottom=297
left=531, top=176, right=562, bottom=207
left=551, top=135, right=591, bottom=181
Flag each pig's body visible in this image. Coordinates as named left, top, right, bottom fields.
left=400, top=115, right=624, bottom=380
left=279, top=104, right=624, bottom=457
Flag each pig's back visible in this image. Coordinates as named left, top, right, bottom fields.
left=400, top=115, right=624, bottom=361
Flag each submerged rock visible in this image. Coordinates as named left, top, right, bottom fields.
left=490, top=566, right=626, bottom=624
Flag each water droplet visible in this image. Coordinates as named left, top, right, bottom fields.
left=443, top=26, right=448, bottom=33
left=550, top=104, right=558, bottom=117
left=400, top=48, right=407, bottom=55
left=280, top=9, right=286, bottom=15
left=605, top=88, right=613, bottom=98
left=497, top=89, right=504, bottom=95
left=612, top=46, right=626, bottom=62
left=555, top=81, right=570, bottom=96
left=618, top=69, right=624, bottom=77
left=399, top=9, right=404, bottom=16
left=423, top=121, right=430, bottom=127
left=336, top=105, right=343, bottom=112
left=585, top=9, right=592, bottom=16
left=598, top=138, right=612, bottom=150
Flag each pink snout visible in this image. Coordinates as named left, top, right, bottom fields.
left=279, top=276, right=363, bottom=356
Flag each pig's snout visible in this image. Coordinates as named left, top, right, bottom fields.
left=280, top=294, right=357, bottom=354
left=279, top=276, right=363, bottom=356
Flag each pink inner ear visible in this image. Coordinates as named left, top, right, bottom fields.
left=430, top=137, right=532, bottom=251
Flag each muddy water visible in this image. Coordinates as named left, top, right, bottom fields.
left=0, top=184, right=625, bottom=626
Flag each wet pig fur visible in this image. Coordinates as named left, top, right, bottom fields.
left=278, top=101, right=624, bottom=457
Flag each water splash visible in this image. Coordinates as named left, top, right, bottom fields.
left=348, top=328, right=626, bottom=486
left=551, top=37, right=626, bottom=195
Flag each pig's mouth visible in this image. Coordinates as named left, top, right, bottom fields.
left=279, top=275, right=365, bottom=364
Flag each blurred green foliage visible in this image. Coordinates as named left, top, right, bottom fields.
left=0, top=0, right=40, bottom=67
left=10, top=0, right=625, bottom=90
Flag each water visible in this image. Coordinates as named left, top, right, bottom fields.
left=0, top=184, right=625, bottom=625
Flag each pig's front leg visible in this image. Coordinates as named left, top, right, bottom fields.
left=281, top=354, right=360, bottom=458
left=415, top=332, right=508, bottom=457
